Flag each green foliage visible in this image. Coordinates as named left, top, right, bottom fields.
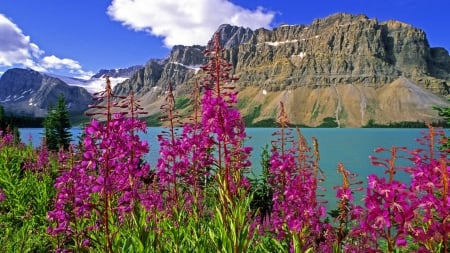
left=363, top=119, right=449, bottom=128
left=433, top=100, right=450, bottom=149
left=0, top=105, right=44, bottom=128
left=249, top=145, right=273, bottom=223
left=143, top=112, right=163, bottom=127
left=43, top=94, right=72, bottom=150
left=318, top=117, right=339, bottom=128
left=433, top=99, right=450, bottom=124
left=0, top=145, right=55, bottom=252
left=175, top=97, right=191, bottom=109
left=249, top=119, right=277, bottom=127
left=208, top=182, right=257, bottom=253
left=114, top=206, right=160, bottom=252
left=236, top=97, right=249, bottom=110
left=243, top=105, right=262, bottom=126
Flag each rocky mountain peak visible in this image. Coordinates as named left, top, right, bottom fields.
left=0, top=68, right=43, bottom=96
left=110, top=12, right=450, bottom=127
left=168, top=45, right=206, bottom=66
left=91, top=65, right=142, bottom=79
left=311, top=13, right=370, bottom=27
left=0, top=68, right=92, bottom=117
left=213, top=24, right=254, bottom=49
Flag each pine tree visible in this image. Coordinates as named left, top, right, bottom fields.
left=43, top=94, right=72, bottom=150
left=433, top=100, right=450, bottom=150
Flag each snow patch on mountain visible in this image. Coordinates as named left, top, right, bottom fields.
left=45, top=72, right=129, bottom=93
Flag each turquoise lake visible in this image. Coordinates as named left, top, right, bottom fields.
left=19, top=127, right=446, bottom=208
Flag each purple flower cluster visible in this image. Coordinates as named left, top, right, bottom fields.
left=47, top=115, right=150, bottom=250
left=0, top=130, right=13, bottom=147
left=409, top=157, right=449, bottom=252
left=0, top=188, right=5, bottom=202
left=154, top=34, right=253, bottom=222
left=266, top=108, right=328, bottom=251
left=199, top=33, right=252, bottom=197
left=154, top=83, right=209, bottom=214
left=332, top=163, right=364, bottom=252
left=348, top=128, right=450, bottom=252
left=359, top=172, right=414, bottom=250
left=21, top=145, right=50, bottom=173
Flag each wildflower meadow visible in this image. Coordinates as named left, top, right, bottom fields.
left=0, top=34, right=449, bottom=253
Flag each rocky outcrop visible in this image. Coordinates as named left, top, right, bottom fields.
left=114, top=60, right=165, bottom=96
left=215, top=24, right=254, bottom=49
left=91, top=65, right=143, bottom=79
left=114, top=45, right=207, bottom=97
left=232, top=13, right=449, bottom=95
left=0, top=68, right=92, bottom=117
left=236, top=77, right=449, bottom=127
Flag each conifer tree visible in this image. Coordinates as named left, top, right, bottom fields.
left=433, top=100, right=450, bottom=150
left=43, top=94, right=72, bottom=150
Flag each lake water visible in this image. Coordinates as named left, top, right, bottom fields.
left=19, top=127, right=445, bottom=208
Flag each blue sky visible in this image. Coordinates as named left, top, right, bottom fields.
left=0, top=0, right=449, bottom=78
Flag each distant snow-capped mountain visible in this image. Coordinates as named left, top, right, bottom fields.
left=0, top=66, right=142, bottom=116
left=45, top=65, right=142, bottom=93
left=0, top=68, right=93, bottom=117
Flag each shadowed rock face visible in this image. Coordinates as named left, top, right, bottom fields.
left=0, top=68, right=92, bottom=117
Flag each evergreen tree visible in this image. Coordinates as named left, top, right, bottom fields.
left=433, top=100, right=450, bottom=150
left=43, top=94, right=72, bottom=150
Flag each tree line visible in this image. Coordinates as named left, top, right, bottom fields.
left=0, top=94, right=72, bottom=150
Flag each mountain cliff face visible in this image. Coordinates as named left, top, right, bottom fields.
left=0, top=68, right=93, bottom=117
left=112, top=13, right=450, bottom=127
left=91, top=65, right=143, bottom=79
left=233, top=13, right=449, bottom=94
left=114, top=45, right=207, bottom=99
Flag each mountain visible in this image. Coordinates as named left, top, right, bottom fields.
left=2, top=13, right=449, bottom=126
left=113, top=13, right=450, bottom=127
left=0, top=68, right=93, bottom=117
left=91, top=65, right=143, bottom=79
left=0, top=65, right=142, bottom=117
left=47, top=65, right=143, bottom=93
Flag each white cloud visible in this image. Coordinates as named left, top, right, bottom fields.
left=40, top=55, right=94, bottom=79
left=0, top=14, right=92, bottom=77
left=41, top=55, right=82, bottom=70
left=107, top=0, right=275, bottom=47
left=0, top=14, right=38, bottom=66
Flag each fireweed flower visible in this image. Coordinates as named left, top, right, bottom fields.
left=0, top=188, right=5, bottom=202
left=356, top=147, right=416, bottom=252
left=409, top=157, right=450, bottom=251
left=199, top=33, right=252, bottom=196
left=0, top=131, right=13, bottom=147
left=267, top=107, right=328, bottom=251
left=331, top=163, right=365, bottom=252
left=47, top=115, right=151, bottom=249
left=405, top=126, right=449, bottom=252
left=269, top=146, right=327, bottom=250
left=153, top=82, right=213, bottom=218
